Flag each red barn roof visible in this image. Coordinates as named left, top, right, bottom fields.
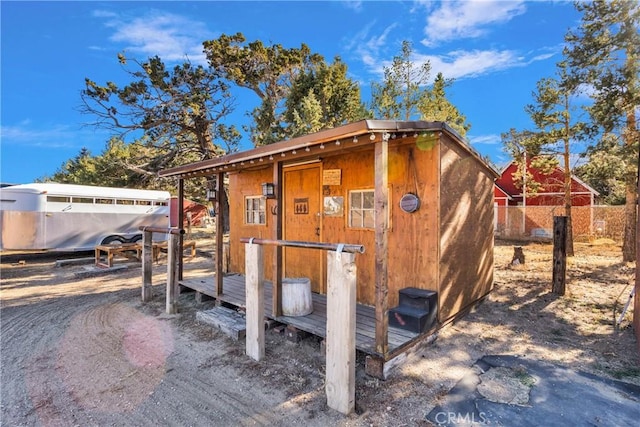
left=495, top=160, right=599, bottom=206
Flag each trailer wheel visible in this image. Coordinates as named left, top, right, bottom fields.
left=101, top=235, right=126, bottom=245
left=128, top=234, right=143, bottom=244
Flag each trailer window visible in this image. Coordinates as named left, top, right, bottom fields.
left=116, top=199, right=135, bottom=205
left=154, top=201, right=168, bottom=206
left=137, top=200, right=152, bottom=206
left=349, top=190, right=375, bottom=229
left=95, top=198, right=114, bottom=204
left=72, top=197, right=94, bottom=204
left=245, top=196, right=266, bottom=225
left=47, top=196, right=70, bottom=203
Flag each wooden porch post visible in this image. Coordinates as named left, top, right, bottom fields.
left=272, top=161, right=283, bottom=317
left=325, top=250, right=357, bottom=415
left=166, top=232, right=180, bottom=314
left=215, top=172, right=225, bottom=296
left=177, top=178, right=185, bottom=281
left=245, top=241, right=265, bottom=361
left=141, top=230, right=153, bottom=302
left=374, top=132, right=390, bottom=356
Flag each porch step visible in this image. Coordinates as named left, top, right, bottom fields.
left=389, top=288, right=438, bottom=333
left=389, top=305, right=431, bottom=334
left=196, top=306, right=246, bottom=341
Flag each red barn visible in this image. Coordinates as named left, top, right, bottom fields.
left=495, top=161, right=599, bottom=207
left=170, top=197, right=210, bottom=227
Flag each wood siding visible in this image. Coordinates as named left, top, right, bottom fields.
left=386, top=143, right=440, bottom=308
left=228, top=168, right=275, bottom=279
left=438, top=136, right=495, bottom=322
left=228, top=134, right=493, bottom=318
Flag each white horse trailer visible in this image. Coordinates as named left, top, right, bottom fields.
left=0, top=183, right=171, bottom=251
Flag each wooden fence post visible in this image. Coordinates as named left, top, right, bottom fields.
left=245, top=242, right=265, bottom=361
left=553, top=216, right=567, bottom=295
left=326, top=250, right=357, bottom=415
left=141, top=230, right=153, bottom=302
left=166, top=233, right=180, bottom=314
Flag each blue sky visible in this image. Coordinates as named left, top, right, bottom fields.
left=1, top=1, right=581, bottom=184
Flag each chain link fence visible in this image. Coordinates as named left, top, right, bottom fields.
left=495, top=205, right=625, bottom=243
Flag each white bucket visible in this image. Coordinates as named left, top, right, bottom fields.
left=282, top=277, right=313, bottom=316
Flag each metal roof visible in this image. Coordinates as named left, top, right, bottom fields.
left=159, top=120, right=499, bottom=179
left=0, top=183, right=171, bottom=200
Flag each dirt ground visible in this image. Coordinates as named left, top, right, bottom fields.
left=1, top=235, right=638, bottom=426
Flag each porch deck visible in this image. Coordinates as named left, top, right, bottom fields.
left=180, top=274, right=419, bottom=356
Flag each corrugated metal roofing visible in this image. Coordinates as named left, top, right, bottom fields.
left=159, top=120, right=499, bottom=179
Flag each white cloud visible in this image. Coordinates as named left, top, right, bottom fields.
left=368, top=48, right=526, bottom=81
left=469, top=133, right=502, bottom=145
left=94, top=9, right=215, bottom=64
left=421, top=0, right=526, bottom=46
left=1, top=123, right=80, bottom=148
left=342, top=1, right=363, bottom=12
left=422, top=49, right=524, bottom=80
left=346, top=22, right=398, bottom=70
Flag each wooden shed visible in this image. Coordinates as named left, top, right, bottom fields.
left=159, top=120, right=498, bottom=377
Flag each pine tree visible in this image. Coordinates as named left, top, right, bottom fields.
left=203, top=33, right=323, bottom=145
left=81, top=54, right=240, bottom=185
left=370, top=41, right=431, bottom=121
left=564, top=0, right=640, bottom=261
left=285, top=57, right=368, bottom=137
left=418, top=72, right=471, bottom=137
left=523, top=62, right=587, bottom=256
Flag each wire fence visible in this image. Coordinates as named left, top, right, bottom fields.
left=495, top=205, right=625, bottom=243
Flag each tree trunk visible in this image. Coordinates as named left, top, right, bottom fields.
left=565, top=212, right=575, bottom=257
left=622, top=109, right=638, bottom=262
left=563, top=124, right=574, bottom=257
left=622, top=180, right=637, bottom=262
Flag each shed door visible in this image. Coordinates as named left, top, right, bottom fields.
left=283, top=164, right=323, bottom=294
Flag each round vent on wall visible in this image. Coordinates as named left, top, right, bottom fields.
left=399, top=193, right=420, bottom=213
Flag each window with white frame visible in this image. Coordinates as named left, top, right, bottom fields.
left=349, top=190, right=375, bottom=228
left=245, top=196, right=266, bottom=225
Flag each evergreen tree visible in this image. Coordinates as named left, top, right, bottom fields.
left=522, top=62, right=587, bottom=256
left=370, top=41, right=471, bottom=136
left=418, top=72, right=471, bottom=137
left=370, top=41, right=430, bottom=120
left=285, top=57, right=369, bottom=137
left=43, top=147, right=98, bottom=185
left=564, top=0, right=640, bottom=261
left=501, top=128, right=557, bottom=198
left=80, top=54, right=240, bottom=187
left=574, top=134, right=627, bottom=205
left=203, top=33, right=323, bottom=145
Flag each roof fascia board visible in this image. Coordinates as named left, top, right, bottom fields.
left=159, top=120, right=498, bottom=179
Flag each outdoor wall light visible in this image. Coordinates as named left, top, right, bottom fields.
left=206, top=189, right=217, bottom=201
left=369, top=133, right=376, bottom=141
left=353, top=136, right=358, bottom=143
left=262, top=182, right=276, bottom=198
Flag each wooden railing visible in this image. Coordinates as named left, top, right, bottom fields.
left=139, top=226, right=184, bottom=313
left=241, top=237, right=364, bottom=415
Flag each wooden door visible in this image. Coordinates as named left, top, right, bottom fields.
left=283, top=165, right=323, bottom=293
